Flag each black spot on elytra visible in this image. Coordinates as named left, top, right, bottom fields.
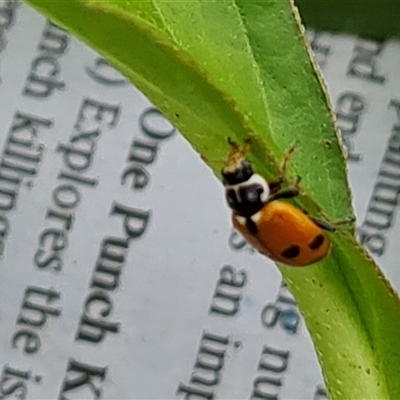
left=281, top=245, right=300, bottom=259
left=309, top=234, right=325, bottom=250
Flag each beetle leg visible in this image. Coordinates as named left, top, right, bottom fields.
left=267, top=175, right=301, bottom=202
left=310, top=217, right=336, bottom=232
left=269, top=144, right=300, bottom=194
left=268, top=176, right=284, bottom=194
left=280, top=144, right=298, bottom=177
left=267, top=187, right=300, bottom=202
left=306, top=213, right=355, bottom=232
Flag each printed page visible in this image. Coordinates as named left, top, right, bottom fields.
left=0, top=3, right=398, bottom=399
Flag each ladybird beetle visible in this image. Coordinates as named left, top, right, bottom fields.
left=222, top=140, right=335, bottom=267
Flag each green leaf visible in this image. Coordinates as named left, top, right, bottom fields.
left=22, top=1, right=400, bottom=399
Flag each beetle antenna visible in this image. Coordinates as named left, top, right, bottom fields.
left=223, top=138, right=251, bottom=173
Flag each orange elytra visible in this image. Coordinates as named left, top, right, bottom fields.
left=221, top=140, right=334, bottom=267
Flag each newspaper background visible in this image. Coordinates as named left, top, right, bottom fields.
left=0, top=3, right=398, bottom=399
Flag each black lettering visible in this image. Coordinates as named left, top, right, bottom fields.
left=176, top=382, right=214, bottom=400
left=1, top=158, right=38, bottom=176
left=59, top=359, right=106, bottom=400
left=340, top=122, right=359, bottom=142
left=209, top=291, right=241, bottom=317
left=229, top=230, right=247, bottom=251
left=307, top=31, right=331, bottom=68
left=209, top=266, right=246, bottom=316
left=365, top=205, right=393, bottom=230
left=53, top=184, right=81, bottom=209
left=34, top=248, right=63, bottom=271
left=99, top=237, right=128, bottom=263
left=0, top=1, right=17, bottom=32
left=57, top=99, right=119, bottom=171
left=336, top=92, right=365, bottom=161
left=10, top=112, right=53, bottom=147
left=348, top=40, right=386, bottom=84
left=258, top=346, right=289, bottom=373
left=17, top=286, right=61, bottom=327
left=0, top=168, right=22, bottom=186
left=4, top=143, right=43, bottom=163
left=314, top=385, right=328, bottom=400
left=39, top=228, right=68, bottom=251
left=261, top=304, right=280, bottom=329
left=24, top=56, right=65, bottom=98
left=46, top=208, right=74, bottom=231
left=57, top=136, right=98, bottom=172
left=111, top=202, right=150, bottom=240
left=85, top=58, right=127, bottom=86
left=140, top=108, right=175, bottom=140
left=260, top=303, right=300, bottom=334
left=251, top=376, right=281, bottom=400
left=191, top=332, right=229, bottom=386
left=58, top=170, right=98, bottom=187
left=76, top=98, right=119, bottom=129
left=35, top=228, right=67, bottom=271
left=0, top=215, right=9, bottom=239
left=76, top=291, right=119, bottom=343
left=91, top=237, right=128, bottom=290
left=358, top=109, right=400, bottom=256
left=177, top=332, right=230, bottom=399
left=276, top=289, right=296, bottom=306
left=358, top=229, right=386, bottom=256
left=31, top=55, right=61, bottom=78
left=372, top=181, right=399, bottom=206
left=39, top=22, right=68, bottom=55
left=0, top=186, right=17, bottom=211
left=219, top=265, right=246, bottom=287
left=0, top=110, right=51, bottom=256
left=121, top=165, right=149, bottom=190
left=128, top=140, right=158, bottom=164
left=0, top=365, right=30, bottom=399
left=12, top=328, right=41, bottom=354
left=389, top=99, right=400, bottom=129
